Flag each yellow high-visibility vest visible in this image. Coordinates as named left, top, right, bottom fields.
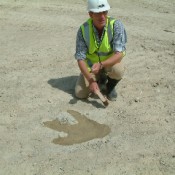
left=81, top=17, right=125, bottom=70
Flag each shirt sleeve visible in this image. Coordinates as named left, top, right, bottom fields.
left=113, top=20, right=127, bottom=52
left=74, top=27, right=88, bottom=60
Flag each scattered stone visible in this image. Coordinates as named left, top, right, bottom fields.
left=48, top=99, right=51, bottom=103
left=56, top=111, right=78, bottom=125
left=165, top=119, right=169, bottom=123
left=58, top=132, right=68, bottom=138
left=152, top=82, right=160, bottom=87
left=134, top=97, right=140, bottom=102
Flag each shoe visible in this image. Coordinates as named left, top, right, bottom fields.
left=98, top=68, right=108, bottom=94
left=106, top=77, right=121, bottom=101
left=107, top=88, right=117, bottom=101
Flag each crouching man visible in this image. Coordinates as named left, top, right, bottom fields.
left=74, top=0, right=127, bottom=101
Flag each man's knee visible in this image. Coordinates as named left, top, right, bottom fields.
left=107, top=62, right=125, bottom=80
left=74, top=75, right=89, bottom=99
left=75, top=88, right=89, bottom=99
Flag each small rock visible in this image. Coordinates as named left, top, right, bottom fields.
left=48, top=99, right=51, bottom=103
left=134, top=97, right=140, bottom=102
left=58, top=132, right=68, bottom=138
left=57, top=112, right=78, bottom=125
left=152, top=82, right=160, bottom=87
left=165, top=119, right=169, bottom=123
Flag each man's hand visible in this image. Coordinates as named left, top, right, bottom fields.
left=88, top=78, right=99, bottom=93
left=91, top=63, right=101, bottom=74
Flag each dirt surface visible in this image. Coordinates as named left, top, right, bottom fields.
left=0, top=0, right=175, bottom=174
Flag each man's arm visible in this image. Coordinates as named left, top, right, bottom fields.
left=92, top=20, right=127, bottom=73
left=77, top=60, right=92, bottom=82
left=78, top=59, right=99, bottom=92
left=91, top=51, right=123, bottom=73
left=75, top=28, right=99, bottom=92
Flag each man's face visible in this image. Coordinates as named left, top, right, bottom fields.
left=89, top=11, right=108, bottom=30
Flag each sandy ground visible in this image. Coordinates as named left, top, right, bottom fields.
left=0, top=0, right=175, bottom=174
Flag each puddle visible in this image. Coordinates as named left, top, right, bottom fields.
left=43, top=110, right=111, bottom=145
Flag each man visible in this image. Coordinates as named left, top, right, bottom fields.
left=74, top=0, right=127, bottom=101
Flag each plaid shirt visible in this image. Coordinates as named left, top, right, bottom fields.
left=74, top=19, right=127, bottom=60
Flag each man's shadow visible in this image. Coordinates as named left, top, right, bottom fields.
left=48, top=76, right=105, bottom=108
left=48, top=76, right=78, bottom=95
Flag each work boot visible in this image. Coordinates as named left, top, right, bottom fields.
left=106, top=77, right=120, bottom=101
left=98, top=68, right=108, bottom=94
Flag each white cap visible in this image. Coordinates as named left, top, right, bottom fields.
left=87, top=0, right=110, bottom=13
